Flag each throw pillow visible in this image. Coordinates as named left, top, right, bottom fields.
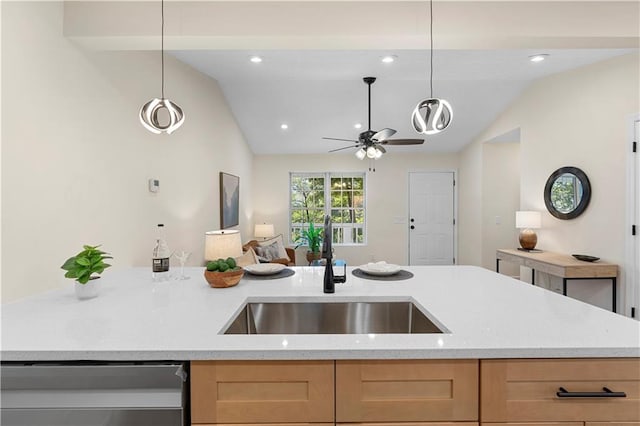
left=254, top=242, right=281, bottom=262
left=235, top=247, right=259, bottom=267
left=257, top=234, right=290, bottom=261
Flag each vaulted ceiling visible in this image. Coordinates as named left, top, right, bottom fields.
left=64, top=1, right=640, bottom=154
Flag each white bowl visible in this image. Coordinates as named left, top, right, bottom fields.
left=358, top=261, right=401, bottom=276
left=244, top=263, right=286, bottom=275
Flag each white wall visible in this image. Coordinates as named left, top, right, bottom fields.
left=252, top=153, right=458, bottom=266
left=459, top=53, right=640, bottom=311
left=1, top=2, right=254, bottom=302
left=481, top=141, right=520, bottom=276
left=458, top=138, right=483, bottom=266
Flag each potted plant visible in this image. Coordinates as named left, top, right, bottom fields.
left=295, top=223, right=323, bottom=264
left=61, top=245, right=112, bottom=300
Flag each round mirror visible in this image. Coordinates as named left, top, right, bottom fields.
left=544, top=167, right=591, bottom=220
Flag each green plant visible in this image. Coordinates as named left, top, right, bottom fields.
left=295, top=223, right=323, bottom=253
left=61, top=245, right=112, bottom=284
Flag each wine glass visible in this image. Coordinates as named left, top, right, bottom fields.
left=173, top=250, right=191, bottom=280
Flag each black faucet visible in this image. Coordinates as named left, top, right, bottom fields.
left=322, top=215, right=334, bottom=293
left=321, top=215, right=346, bottom=293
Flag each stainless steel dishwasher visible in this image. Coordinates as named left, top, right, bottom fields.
left=1, top=361, right=188, bottom=426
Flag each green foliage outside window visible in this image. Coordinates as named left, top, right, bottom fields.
left=290, top=173, right=366, bottom=245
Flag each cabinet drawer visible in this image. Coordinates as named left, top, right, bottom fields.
left=191, top=361, right=334, bottom=424
left=338, top=423, right=478, bottom=426
left=336, top=360, right=479, bottom=422
left=481, top=358, right=640, bottom=422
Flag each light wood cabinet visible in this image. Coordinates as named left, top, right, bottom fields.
left=480, top=359, right=640, bottom=423
left=338, top=423, right=479, bottom=426
left=336, top=360, right=479, bottom=422
left=190, top=361, right=334, bottom=424
left=586, top=423, right=640, bottom=426
left=191, top=358, right=640, bottom=426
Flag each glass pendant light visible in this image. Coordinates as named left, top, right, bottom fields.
left=140, top=0, right=185, bottom=134
left=411, top=0, right=452, bottom=135
left=355, top=148, right=366, bottom=160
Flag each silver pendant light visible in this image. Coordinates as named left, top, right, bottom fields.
left=411, top=0, right=452, bottom=135
left=140, top=0, right=185, bottom=134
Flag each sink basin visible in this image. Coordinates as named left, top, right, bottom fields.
left=223, top=300, right=444, bottom=334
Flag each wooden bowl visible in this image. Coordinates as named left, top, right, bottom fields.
left=204, top=268, right=244, bottom=288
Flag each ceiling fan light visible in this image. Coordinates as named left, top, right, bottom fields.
left=366, top=146, right=377, bottom=159
left=355, top=148, right=366, bottom=160
left=374, top=147, right=383, bottom=159
left=411, top=98, right=453, bottom=135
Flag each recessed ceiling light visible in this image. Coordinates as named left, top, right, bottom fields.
left=381, top=55, right=396, bottom=64
left=249, top=56, right=263, bottom=63
left=280, top=123, right=289, bottom=130
left=529, top=54, right=549, bottom=63
left=354, top=123, right=362, bottom=129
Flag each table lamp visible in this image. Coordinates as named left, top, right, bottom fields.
left=515, top=211, right=542, bottom=251
left=254, top=223, right=275, bottom=241
left=205, top=230, right=243, bottom=261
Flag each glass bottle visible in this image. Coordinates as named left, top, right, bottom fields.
left=152, top=224, right=171, bottom=281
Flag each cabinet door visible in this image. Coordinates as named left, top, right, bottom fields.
left=481, top=358, right=640, bottom=422
left=482, top=423, right=583, bottom=426
left=586, top=423, right=640, bottom=426
left=336, top=360, right=478, bottom=422
left=191, top=361, right=334, bottom=424
left=339, top=423, right=478, bottom=426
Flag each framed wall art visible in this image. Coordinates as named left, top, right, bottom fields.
left=220, top=172, right=240, bottom=229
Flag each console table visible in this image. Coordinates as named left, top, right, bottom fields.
left=496, top=249, right=619, bottom=312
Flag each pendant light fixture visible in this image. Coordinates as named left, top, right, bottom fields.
left=140, top=0, right=185, bottom=134
left=411, top=0, right=452, bottom=135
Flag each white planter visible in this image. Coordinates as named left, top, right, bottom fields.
left=74, top=278, right=99, bottom=300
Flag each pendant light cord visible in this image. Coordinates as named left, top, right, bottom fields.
left=429, top=0, right=433, bottom=98
left=161, top=0, right=165, bottom=99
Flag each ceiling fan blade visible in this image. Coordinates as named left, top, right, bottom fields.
left=329, top=145, right=360, bottom=153
left=376, top=145, right=387, bottom=154
left=371, top=128, right=396, bottom=142
left=383, top=139, right=425, bottom=145
left=323, top=137, right=358, bottom=143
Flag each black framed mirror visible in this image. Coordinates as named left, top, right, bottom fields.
left=544, top=166, right=591, bottom=220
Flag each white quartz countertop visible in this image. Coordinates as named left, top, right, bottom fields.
left=2, top=266, right=639, bottom=361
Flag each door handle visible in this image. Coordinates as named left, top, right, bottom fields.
left=410, top=225, right=415, bottom=230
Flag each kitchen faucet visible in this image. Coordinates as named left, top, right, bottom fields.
left=321, top=215, right=345, bottom=293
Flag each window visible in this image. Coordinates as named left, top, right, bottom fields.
left=290, top=172, right=366, bottom=245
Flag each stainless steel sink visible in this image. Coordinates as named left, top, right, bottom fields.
left=223, top=300, right=443, bottom=334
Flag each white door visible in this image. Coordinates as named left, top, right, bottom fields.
left=409, top=172, right=455, bottom=265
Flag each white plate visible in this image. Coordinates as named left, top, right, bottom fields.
left=358, top=262, right=401, bottom=276
left=243, top=263, right=286, bottom=275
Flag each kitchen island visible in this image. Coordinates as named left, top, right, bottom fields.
left=2, top=266, right=639, bottom=425
left=2, top=265, right=639, bottom=360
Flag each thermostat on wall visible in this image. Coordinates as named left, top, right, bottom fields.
left=148, top=179, right=159, bottom=193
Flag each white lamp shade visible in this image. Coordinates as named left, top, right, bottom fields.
left=205, top=230, right=242, bottom=261
left=254, top=223, right=275, bottom=239
left=515, top=211, right=542, bottom=229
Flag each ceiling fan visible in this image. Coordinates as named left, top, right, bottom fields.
left=323, top=77, right=424, bottom=167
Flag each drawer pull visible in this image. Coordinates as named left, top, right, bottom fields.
left=557, top=386, right=626, bottom=398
